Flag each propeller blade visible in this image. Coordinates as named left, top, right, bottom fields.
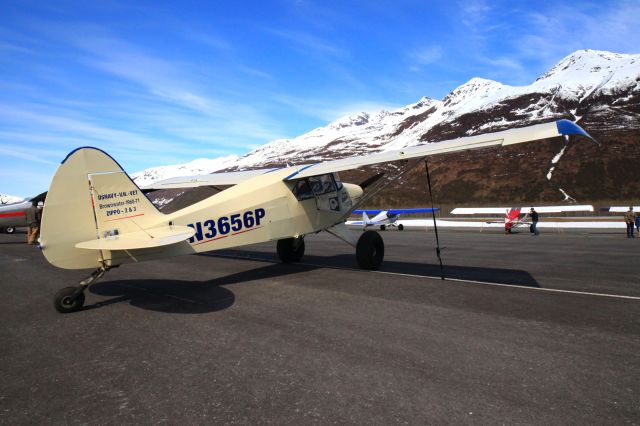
left=358, top=172, right=385, bottom=189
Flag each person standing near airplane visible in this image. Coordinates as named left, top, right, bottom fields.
left=624, top=206, right=635, bottom=238
left=529, top=208, right=539, bottom=236
left=27, top=202, right=42, bottom=245
left=634, top=210, right=640, bottom=238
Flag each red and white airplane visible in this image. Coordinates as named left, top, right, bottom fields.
left=451, top=205, right=594, bottom=233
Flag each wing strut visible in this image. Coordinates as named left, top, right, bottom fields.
left=425, top=159, right=445, bottom=281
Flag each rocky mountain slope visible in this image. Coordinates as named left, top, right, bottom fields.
left=133, top=50, right=640, bottom=210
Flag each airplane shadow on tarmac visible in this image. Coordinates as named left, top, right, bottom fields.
left=84, top=251, right=538, bottom=314
left=205, top=250, right=540, bottom=288
left=87, top=262, right=320, bottom=314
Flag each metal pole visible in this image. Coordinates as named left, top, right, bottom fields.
left=425, top=159, right=445, bottom=280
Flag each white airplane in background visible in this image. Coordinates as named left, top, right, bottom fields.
left=451, top=205, right=594, bottom=233
left=38, top=119, right=595, bottom=313
left=349, top=208, right=438, bottom=230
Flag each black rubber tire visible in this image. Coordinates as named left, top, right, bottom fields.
left=356, top=230, right=384, bottom=270
left=276, top=237, right=305, bottom=263
left=5, top=227, right=15, bottom=234
left=380, top=225, right=386, bottom=231
left=54, top=287, right=85, bottom=313
left=398, top=224, right=404, bottom=231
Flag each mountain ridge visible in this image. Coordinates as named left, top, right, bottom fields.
left=133, top=49, right=639, bottom=187
left=130, top=49, right=640, bottom=208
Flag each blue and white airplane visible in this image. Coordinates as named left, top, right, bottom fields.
left=350, top=208, right=438, bottom=230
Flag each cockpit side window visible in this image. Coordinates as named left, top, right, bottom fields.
left=307, top=177, right=322, bottom=194
left=292, top=179, right=314, bottom=200
left=291, top=174, right=340, bottom=200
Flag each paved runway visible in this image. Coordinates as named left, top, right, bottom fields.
left=1, top=228, right=639, bottom=424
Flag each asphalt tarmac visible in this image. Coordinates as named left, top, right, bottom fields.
left=1, top=228, right=639, bottom=425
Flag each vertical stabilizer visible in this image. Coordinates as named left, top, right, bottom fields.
left=40, top=147, right=165, bottom=269
left=362, top=211, right=370, bottom=229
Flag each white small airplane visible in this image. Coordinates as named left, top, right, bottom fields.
left=451, top=205, right=595, bottom=233
left=349, top=208, right=438, bottom=230
left=38, top=119, right=595, bottom=312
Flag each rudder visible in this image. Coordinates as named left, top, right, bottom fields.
left=41, top=147, right=164, bottom=269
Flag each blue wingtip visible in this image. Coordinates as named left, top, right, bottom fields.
left=556, top=119, right=599, bottom=145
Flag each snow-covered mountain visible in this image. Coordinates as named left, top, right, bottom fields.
left=132, top=155, right=239, bottom=187
left=228, top=50, right=638, bottom=169
left=134, top=49, right=640, bottom=206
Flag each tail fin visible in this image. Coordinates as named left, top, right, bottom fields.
left=41, top=147, right=165, bottom=269
left=362, top=212, right=370, bottom=229
left=505, top=207, right=521, bottom=223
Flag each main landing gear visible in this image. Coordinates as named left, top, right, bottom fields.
left=277, top=230, right=385, bottom=271
left=53, top=266, right=110, bottom=313
left=356, top=230, right=384, bottom=270
left=277, top=237, right=305, bottom=263
left=379, top=224, right=404, bottom=231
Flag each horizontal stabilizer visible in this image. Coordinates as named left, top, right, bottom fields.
left=75, top=225, right=194, bottom=251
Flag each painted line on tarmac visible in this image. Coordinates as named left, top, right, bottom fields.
left=370, top=270, right=640, bottom=301
left=210, top=252, right=640, bottom=302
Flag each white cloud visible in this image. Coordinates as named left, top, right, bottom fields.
left=411, top=46, right=443, bottom=66
left=272, top=94, right=399, bottom=123
left=266, top=28, right=347, bottom=58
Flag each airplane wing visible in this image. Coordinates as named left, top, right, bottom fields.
left=354, top=208, right=438, bottom=215
left=285, top=119, right=594, bottom=180
left=452, top=205, right=594, bottom=214
left=609, top=206, right=640, bottom=212
left=142, top=168, right=281, bottom=190
left=144, top=119, right=593, bottom=189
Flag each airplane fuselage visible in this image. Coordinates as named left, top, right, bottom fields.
left=0, top=200, right=33, bottom=232
left=41, top=149, right=363, bottom=270
left=108, top=170, right=362, bottom=267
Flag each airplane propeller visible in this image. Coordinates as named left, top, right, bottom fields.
left=358, top=172, right=385, bottom=189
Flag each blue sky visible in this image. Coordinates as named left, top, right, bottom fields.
left=1, top=0, right=638, bottom=196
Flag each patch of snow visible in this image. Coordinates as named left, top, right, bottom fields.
left=131, top=155, right=239, bottom=187
left=558, top=188, right=577, bottom=202
left=546, top=142, right=568, bottom=180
